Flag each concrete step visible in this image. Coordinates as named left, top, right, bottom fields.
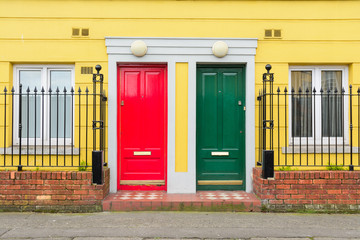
left=103, top=191, right=261, bottom=212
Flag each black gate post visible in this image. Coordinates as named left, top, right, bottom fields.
left=18, top=84, right=23, bottom=171
left=262, top=64, right=274, bottom=179
left=92, top=65, right=105, bottom=184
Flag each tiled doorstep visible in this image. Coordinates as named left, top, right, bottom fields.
left=102, top=191, right=261, bottom=212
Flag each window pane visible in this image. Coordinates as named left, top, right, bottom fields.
left=19, top=70, right=41, bottom=138
left=50, top=70, right=72, bottom=138
left=291, top=71, right=312, bottom=137
left=321, top=71, right=342, bottom=137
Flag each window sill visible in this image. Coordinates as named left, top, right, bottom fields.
left=282, top=145, right=359, bottom=154
left=0, top=146, right=79, bottom=155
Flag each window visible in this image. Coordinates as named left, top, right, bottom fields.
left=289, top=66, right=348, bottom=145
left=13, top=65, right=75, bottom=145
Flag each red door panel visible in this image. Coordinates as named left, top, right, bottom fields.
left=118, top=65, right=167, bottom=190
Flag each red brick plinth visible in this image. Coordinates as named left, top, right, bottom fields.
left=253, top=167, right=360, bottom=212
left=0, top=168, right=110, bottom=212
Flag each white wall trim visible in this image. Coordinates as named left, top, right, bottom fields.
left=105, top=37, right=257, bottom=193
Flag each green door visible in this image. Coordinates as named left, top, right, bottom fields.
left=196, top=65, right=245, bottom=190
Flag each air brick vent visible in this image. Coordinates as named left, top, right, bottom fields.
left=265, top=29, right=273, bottom=38
left=81, top=67, right=93, bottom=74
left=72, top=28, right=80, bottom=37
left=81, top=28, right=89, bottom=37
left=72, top=28, right=90, bottom=37
left=264, top=29, right=282, bottom=39
left=274, top=29, right=282, bottom=38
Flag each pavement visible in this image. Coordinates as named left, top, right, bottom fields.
left=0, top=212, right=359, bottom=240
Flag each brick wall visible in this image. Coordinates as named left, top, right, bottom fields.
left=0, top=168, right=110, bottom=212
left=253, top=167, right=360, bottom=212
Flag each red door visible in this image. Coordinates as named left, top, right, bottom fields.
left=118, top=65, right=167, bottom=190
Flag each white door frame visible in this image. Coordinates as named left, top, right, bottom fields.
left=105, top=37, right=258, bottom=193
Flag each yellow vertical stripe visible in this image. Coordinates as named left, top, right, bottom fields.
left=175, top=63, right=188, bottom=172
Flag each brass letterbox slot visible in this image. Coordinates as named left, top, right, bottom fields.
left=133, top=151, right=151, bottom=156
left=211, top=152, right=229, bottom=156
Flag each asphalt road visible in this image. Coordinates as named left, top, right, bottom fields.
left=0, top=212, right=359, bottom=240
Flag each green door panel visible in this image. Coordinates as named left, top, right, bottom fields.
left=196, top=66, right=245, bottom=191
left=201, top=73, right=218, bottom=149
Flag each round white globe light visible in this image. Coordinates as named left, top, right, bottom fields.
left=131, top=40, right=148, bottom=57
left=212, top=41, right=229, bottom=58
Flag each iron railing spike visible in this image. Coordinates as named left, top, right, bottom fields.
left=85, top=87, right=89, bottom=93
left=277, top=87, right=280, bottom=93
left=41, top=87, right=45, bottom=92
left=284, top=87, right=288, bottom=92
left=70, top=87, right=74, bottom=93
left=313, top=87, right=316, bottom=93
left=342, top=87, right=346, bottom=93
left=56, top=87, right=60, bottom=92
left=298, top=87, right=302, bottom=93
left=26, top=87, right=30, bottom=92
left=48, top=87, right=52, bottom=92
left=320, top=87, right=324, bottom=93
left=357, top=87, right=360, bottom=93
left=291, top=87, right=295, bottom=93
left=4, top=87, right=7, bottom=92
left=34, top=87, right=38, bottom=92
left=11, top=87, right=15, bottom=92
left=78, top=87, right=82, bottom=92
left=306, top=88, right=309, bottom=93
left=63, top=87, right=67, bottom=92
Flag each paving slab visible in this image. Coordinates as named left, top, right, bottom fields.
left=3, top=239, right=71, bottom=240
left=251, top=239, right=312, bottom=240
left=74, top=238, right=143, bottom=240
left=314, top=239, right=360, bottom=240
left=0, top=230, right=9, bottom=238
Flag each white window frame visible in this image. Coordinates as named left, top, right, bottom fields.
left=289, top=65, right=349, bottom=146
left=13, top=64, right=75, bottom=146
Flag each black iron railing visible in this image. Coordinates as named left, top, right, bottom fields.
left=258, top=65, right=359, bottom=171
left=0, top=66, right=106, bottom=171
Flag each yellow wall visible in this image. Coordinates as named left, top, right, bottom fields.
left=1, top=0, right=360, bottom=170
